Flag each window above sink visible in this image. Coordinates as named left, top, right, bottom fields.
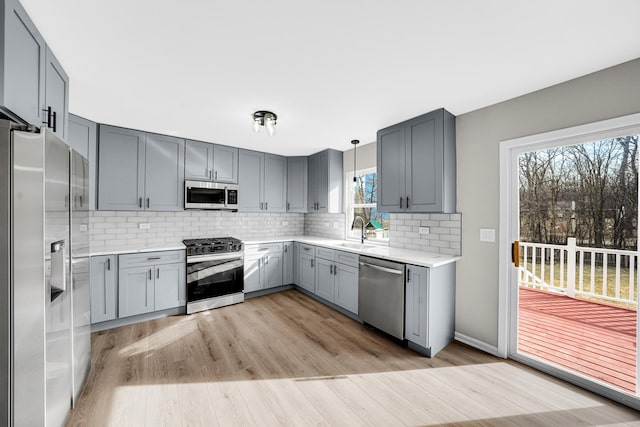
left=346, top=167, right=390, bottom=245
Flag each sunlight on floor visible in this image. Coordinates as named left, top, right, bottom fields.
left=104, top=362, right=625, bottom=426
left=118, top=317, right=199, bottom=357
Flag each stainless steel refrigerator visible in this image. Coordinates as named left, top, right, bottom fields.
left=0, top=119, right=91, bottom=426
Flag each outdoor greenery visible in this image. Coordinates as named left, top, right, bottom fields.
left=519, top=135, right=639, bottom=250
left=350, top=172, right=389, bottom=240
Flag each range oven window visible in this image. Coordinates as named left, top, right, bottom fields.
left=186, top=255, right=244, bottom=302
left=186, top=186, right=225, bottom=205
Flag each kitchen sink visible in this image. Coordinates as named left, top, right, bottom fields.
left=336, top=242, right=377, bottom=250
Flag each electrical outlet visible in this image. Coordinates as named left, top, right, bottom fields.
left=419, top=226, right=430, bottom=235
left=139, top=223, right=151, bottom=230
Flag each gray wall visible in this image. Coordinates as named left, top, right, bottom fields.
left=456, top=57, right=640, bottom=348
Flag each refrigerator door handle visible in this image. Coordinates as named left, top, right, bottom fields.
left=50, top=240, right=66, bottom=300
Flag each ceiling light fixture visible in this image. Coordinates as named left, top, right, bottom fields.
left=253, top=110, right=277, bottom=136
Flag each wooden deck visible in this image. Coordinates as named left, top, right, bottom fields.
left=519, top=287, right=637, bottom=393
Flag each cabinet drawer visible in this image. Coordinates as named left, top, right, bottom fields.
left=335, top=250, right=359, bottom=268
left=298, top=243, right=316, bottom=256
left=119, top=250, right=185, bottom=269
left=316, top=247, right=334, bottom=261
left=245, top=242, right=283, bottom=256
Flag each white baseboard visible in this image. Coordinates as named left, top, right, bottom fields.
left=454, top=332, right=501, bottom=357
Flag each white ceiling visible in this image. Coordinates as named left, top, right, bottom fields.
left=21, top=0, right=640, bottom=156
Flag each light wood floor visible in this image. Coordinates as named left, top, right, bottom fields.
left=67, top=289, right=640, bottom=426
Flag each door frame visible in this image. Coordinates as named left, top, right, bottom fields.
left=498, top=112, right=640, bottom=409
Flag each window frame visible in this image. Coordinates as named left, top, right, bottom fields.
left=345, top=167, right=389, bottom=245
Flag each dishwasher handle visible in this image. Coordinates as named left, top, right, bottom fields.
left=359, top=262, right=403, bottom=275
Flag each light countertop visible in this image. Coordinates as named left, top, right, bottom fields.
left=243, top=236, right=460, bottom=268
left=91, top=236, right=460, bottom=268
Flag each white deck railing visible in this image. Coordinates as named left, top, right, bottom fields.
left=519, top=238, right=638, bottom=307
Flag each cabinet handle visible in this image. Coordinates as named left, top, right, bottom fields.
left=148, top=269, right=152, bottom=280
left=303, top=247, right=310, bottom=251
left=43, top=106, right=52, bottom=128
left=406, top=197, right=410, bottom=209
left=266, top=255, right=269, bottom=264
left=157, top=268, right=160, bottom=279
left=407, top=268, right=411, bottom=282
left=209, top=170, right=212, bottom=180
left=52, top=111, right=57, bottom=133
left=330, top=264, right=333, bottom=274
left=284, top=245, right=288, bottom=253
left=146, top=197, right=150, bottom=208
left=79, top=195, right=83, bottom=207
left=311, top=259, right=314, bottom=268
left=265, top=202, right=268, bottom=210
left=106, top=258, right=111, bottom=271
left=334, top=264, right=337, bottom=276
left=260, top=202, right=263, bottom=210
left=215, top=171, right=218, bottom=181
left=400, top=197, right=403, bottom=208
left=147, top=256, right=161, bottom=260
left=139, top=197, right=142, bottom=208
left=287, top=202, right=290, bottom=211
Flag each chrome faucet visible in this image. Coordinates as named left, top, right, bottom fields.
left=352, top=216, right=367, bottom=244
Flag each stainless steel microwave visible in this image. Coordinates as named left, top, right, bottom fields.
left=184, top=180, right=238, bottom=210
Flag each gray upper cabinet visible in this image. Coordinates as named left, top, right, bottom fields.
left=264, top=154, right=287, bottom=212
left=238, top=149, right=286, bottom=213
left=145, top=133, right=184, bottom=211
left=185, top=139, right=238, bottom=183
left=286, top=156, right=308, bottom=213
left=44, top=46, right=69, bottom=140
left=377, top=108, right=456, bottom=213
left=98, top=125, right=184, bottom=211
left=307, top=149, right=343, bottom=213
left=98, top=125, right=145, bottom=210
left=68, top=114, right=97, bottom=210
left=0, top=0, right=45, bottom=125
left=213, top=144, right=238, bottom=183
left=185, top=139, right=213, bottom=181
left=0, top=0, right=69, bottom=135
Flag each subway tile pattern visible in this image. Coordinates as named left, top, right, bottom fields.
left=389, top=213, right=462, bottom=255
left=90, top=211, right=304, bottom=253
left=303, top=213, right=346, bottom=239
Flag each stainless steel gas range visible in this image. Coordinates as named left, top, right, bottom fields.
left=183, top=237, right=244, bottom=314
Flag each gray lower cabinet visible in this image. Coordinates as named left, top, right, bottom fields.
left=404, top=263, right=455, bottom=357
left=185, top=139, right=238, bottom=183
left=98, top=125, right=184, bottom=211
left=283, top=241, right=294, bottom=285
left=287, top=157, right=307, bottom=212
left=297, top=244, right=316, bottom=293
left=377, top=108, right=456, bottom=213
left=90, top=255, right=117, bottom=323
left=118, top=250, right=186, bottom=318
left=307, top=149, right=343, bottom=213
left=68, top=114, right=97, bottom=210
left=314, top=248, right=359, bottom=314
left=0, top=0, right=46, bottom=126
left=238, top=149, right=287, bottom=212
left=244, top=243, right=284, bottom=292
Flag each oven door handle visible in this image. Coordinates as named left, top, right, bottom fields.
left=187, top=253, right=244, bottom=263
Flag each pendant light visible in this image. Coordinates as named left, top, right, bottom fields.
left=351, top=139, right=359, bottom=182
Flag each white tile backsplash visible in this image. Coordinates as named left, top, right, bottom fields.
left=90, top=211, right=304, bottom=253
left=90, top=210, right=461, bottom=256
left=389, top=213, right=462, bottom=255
left=304, top=213, right=346, bottom=239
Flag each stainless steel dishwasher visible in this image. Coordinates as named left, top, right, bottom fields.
left=358, top=256, right=406, bottom=340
